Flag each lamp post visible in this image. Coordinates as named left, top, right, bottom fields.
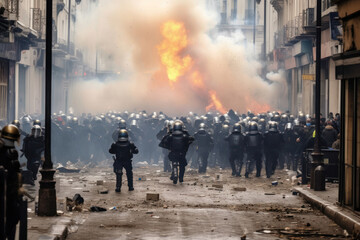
left=38, top=0, right=57, bottom=216
left=311, top=0, right=325, bottom=191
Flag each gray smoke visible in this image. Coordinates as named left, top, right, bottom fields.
left=70, top=0, right=287, bottom=115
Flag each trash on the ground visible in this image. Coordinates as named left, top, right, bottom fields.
left=90, top=206, right=107, bottom=212
left=292, top=191, right=299, bottom=195
left=264, top=192, right=276, bottom=195
left=73, top=193, right=84, bottom=205
left=241, top=235, right=246, bottom=240
left=283, top=194, right=286, bottom=198
left=56, top=163, right=80, bottom=173
left=27, top=208, right=33, bottom=213
left=98, top=189, right=109, bottom=194
left=57, top=210, right=64, bottom=215
left=109, top=206, right=116, bottom=210
left=156, top=170, right=161, bottom=173
left=163, top=205, right=168, bottom=209
left=285, top=214, right=294, bottom=218
left=212, top=184, right=223, bottom=188
left=138, top=176, right=147, bottom=181
left=146, top=211, right=154, bottom=214
left=263, top=230, right=271, bottom=234
left=96, top=180, right=104, bottom=185
left=82, top=190, right=90, bottom=192
left=343, top=229, right=349, bottom=237
left=146, top=193, right=160, bottom=201
left=99, top=224, right=105, bottom=228
left=152, top=215, right=160, bottom=219
left=215, top=174, right=223, bottom=181
left=68, top=225, right=79, bottom=233
left=271, top=181, right=278, bottom=186
left=137, top=161, right=148, bottom=166
left=233, top=187, right=246, bottom=191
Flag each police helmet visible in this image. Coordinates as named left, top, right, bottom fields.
left=252, top=117, right=259, bottom=123
left=248, top=121, right=259, bottom=134
left=31, top=125, right=42, bottom=138
left=232, top=123, right=241, bottom=132
left=199, top=123, right=206, bottom=131
left=118, top=129, right=128, bottom=141
left=285, top=123, right=293, bottom=131
left=119, top=119, right=127, bottom=129
left=268, top=121, right=278, bottom=132
left=173, top=121, right=184, bottom=132
left=1, top=124, right=20, bottom=141
left=12, top=120, right=20, bottom=129
left=280, top=114, right=288, bottom=123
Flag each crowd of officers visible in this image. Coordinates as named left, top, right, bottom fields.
left=0, top=109, right=341, bottom=238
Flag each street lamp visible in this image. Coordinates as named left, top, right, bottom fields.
left=38, top=0, right=57, bottom=216
left=311, top=0, right=325, bottom=191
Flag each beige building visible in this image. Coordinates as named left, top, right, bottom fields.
left=268, top=0, right=341, bottom=116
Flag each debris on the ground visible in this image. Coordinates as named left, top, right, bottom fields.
left=98, top=189, right=109, bottom=194
left=233, top=187, right=246, bottom=191
left=90, top=206, right=107, bottom=212
left=146, top=211, right=154, bottom=214
left=271, top=181, right=278, bottom=186
left=138, top=176, right=147, bottom=181
left=146, top=193, right=160, bottom=201
left=66, top=194, right=84, bottom=212
left=96, top=180, right=104, bottom=185
left=57, top=166, right=81, bottom=173
left=152, top=215, right=160, bottom=219
left=241, top=234, right=246, bottom=240
left=109, top=206, right=116, bottom=210
left=212, top=184, right=223, bottom=189
left=265, top=192, right=276, bottom=195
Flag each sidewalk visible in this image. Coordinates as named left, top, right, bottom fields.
left=294, top=183, right=360, bottom=238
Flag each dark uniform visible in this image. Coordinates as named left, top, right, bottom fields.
left=22, top=125, right=45, bottom=182
left=0, top=125, right=23, bottom=240
left=225, top=124, right=245, bottom=176
left=194, top=124, right=214, bottom=173
left=245, top=122, right=263, bottom=178
left=109, top=129, right=138, bottom=192
left=263, top=122, right=284, bottom=178
left=159, top=122, right=194, bottom=184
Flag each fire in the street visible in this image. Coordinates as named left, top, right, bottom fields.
left=157, top=20, right=229, bottom=114
left=206, top=91, right=227, bottom=114
left=244, top=95, right=271, bottom=114
left=157, top=21, right=193, bottom=82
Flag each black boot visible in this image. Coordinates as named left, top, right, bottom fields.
left=127, top=171, right=134, bottom=191
left=115, top=173, right=122, bottom=193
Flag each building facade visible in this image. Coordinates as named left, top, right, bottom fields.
left=268, top=0, right=341, bottom=116
left=333, top=0, right=360, bottom=211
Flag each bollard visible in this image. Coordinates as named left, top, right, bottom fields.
left=19, top=199, right=28, bottom=240
left=0, top=167, right=7, bottom=240
left=314, top=165, right=326, bottom=191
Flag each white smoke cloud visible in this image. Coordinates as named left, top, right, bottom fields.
left=70, top=0, right=287, bottom=115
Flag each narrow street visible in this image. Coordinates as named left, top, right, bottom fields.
left=26, top=165, right=347, bottom=239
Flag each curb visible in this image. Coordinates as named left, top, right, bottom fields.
left=294, top=187, right=360, bottom=238
left=37, top=217, right=71, bottom=240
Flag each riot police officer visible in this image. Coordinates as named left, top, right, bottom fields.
left=245, top=122, right=263, bottom=178
left=109, top=129, right=138, bottom=193
left=263, top=122, right=284, bottom=178
left=159, top=121, right=194, bottom=184
left=157, top=120, right=172, bottom=172
left=193, top=123, right=214, bottom=173
left=22, top=125, right=45, bottom=183
left=0, top=124, right=24, bottom=239
left=225, top=123, right=245, bottom=177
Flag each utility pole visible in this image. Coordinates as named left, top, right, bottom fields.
left=311, top=0, right=325, bottom=191
left=38, top=0, right=57, bottom=216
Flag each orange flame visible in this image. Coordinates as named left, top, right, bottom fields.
left=157, top=20, right=228, bottom=113
left=157, top=21, right=193, bottom=82
left=244, top=96, right=271, bottom=114
left=206, top=91, right=227, bottom=114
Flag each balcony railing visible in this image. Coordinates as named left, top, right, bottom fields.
left=2, top=0, right=19, bottom=20
left=32, top=8, right=42, bottom=34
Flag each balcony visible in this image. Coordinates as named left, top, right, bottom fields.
left=1, top=0, right=19, bottom=21
left=32, top=8, right=42, bottom=34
